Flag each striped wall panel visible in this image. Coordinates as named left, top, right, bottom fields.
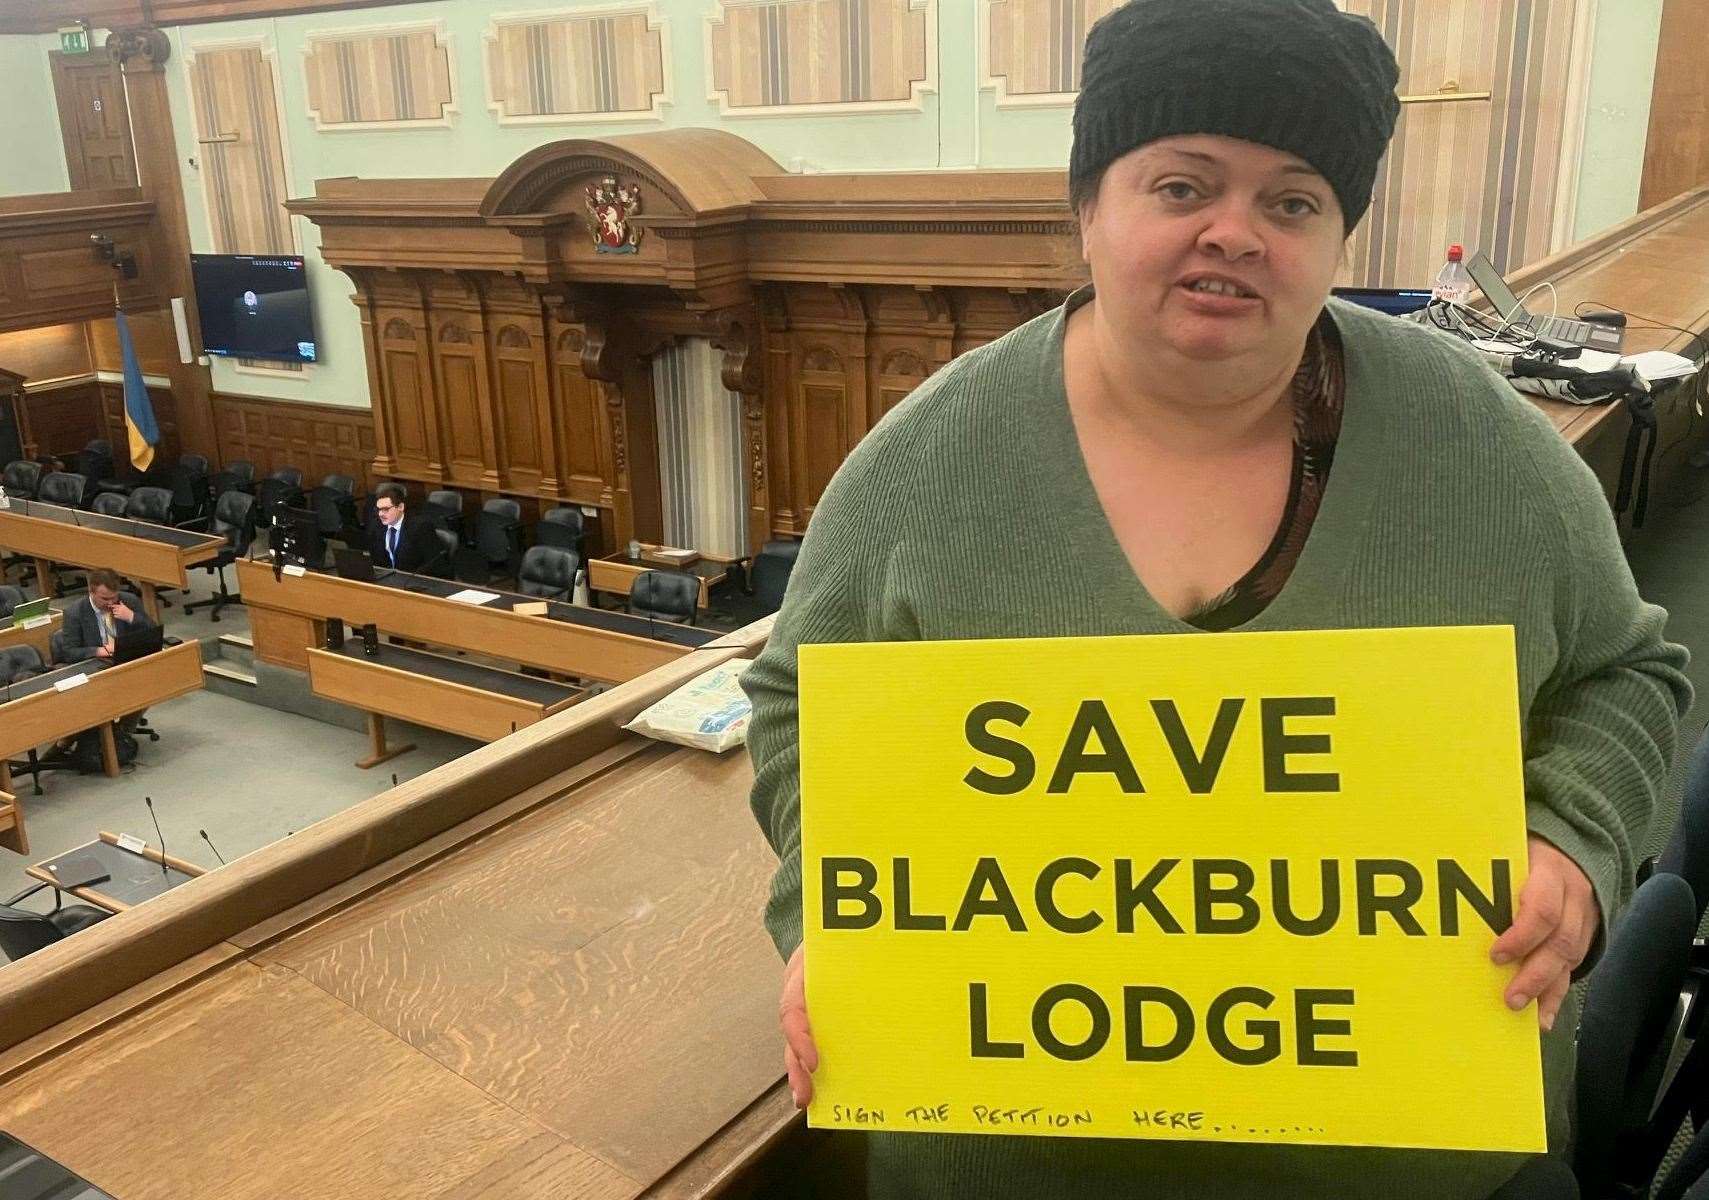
left=1343, top=0, right=1584, bottom=286
left=982, top=0, right=1120, bottom=105
left=707, top=0, right=933, bottom=113
left=652, top=338, right=748, bottom=561
left=186, top=45, right=294, bottom=256
left=484, top=8, right=667, bottom=123
left=303, top=24, right=455, bottom=129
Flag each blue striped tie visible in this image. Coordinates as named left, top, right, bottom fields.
left=387, top=524, right=399, bottom=567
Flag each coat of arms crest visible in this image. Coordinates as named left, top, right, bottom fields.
left=585, top=176, right=642, bottom=254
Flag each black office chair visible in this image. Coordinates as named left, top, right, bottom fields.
left=517, top=545, right=578, bottom=602
left=424, top=489, right=465, bottom=541
left=628, top=569, right=699, bottom=625
left=428, top=527, right=458, bottom=579
left=309, top=474, right=359, bottom=544
left=125, top=485, right=174, bottom=524
left=3, top=459, right=42, bottom=497
left=451, top=545, right=491, bottom=587
left=209, top=459, right=256, bottom=503
left=1571, top=725, right=1709, bottom=1198
left=255, top=467, right=306, bottom=528
left=537, top=506, right=585, bottom=554
left=73, top=439, right=116, bottom=493
left=181, top=490, right=257, bottom=622
left=36, top=471, right=87, bottom=508
left=0, top=882, right=110, bottom=961
left=0, top=644, right=67, bottom=796
left=0, top=584, right=24, bottom=617
left=475, top=498, right=522, bottom=580
left=91, top=491, right=128, bottom=517
left=170, top=455, right=212, bottom=523
left=750, top=539, right=801, bottom=614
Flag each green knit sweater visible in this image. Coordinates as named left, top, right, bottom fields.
left=742, top=291, right=1692, bottom=1199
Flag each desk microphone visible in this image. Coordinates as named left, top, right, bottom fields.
left=199, top=829, right=226, bottom=865
left=144, top=795, right=169, bottom=879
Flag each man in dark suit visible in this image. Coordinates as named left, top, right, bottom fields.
left=366, top=482, right=443, bottom=574
left=62, top=568, right=156, bottom=663
left=56, top=567, right=158, bottom=750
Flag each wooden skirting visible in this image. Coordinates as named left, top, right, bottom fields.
left=212, top=392, right=378, bottom=493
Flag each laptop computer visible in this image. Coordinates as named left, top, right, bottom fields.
left=1464, top=251, right=1625, bottom=352
left=111, top=623, right=164, bottom=665
left=334, top=547, right=377, bottom=582
left=1330, top=286, right=1434, bottom=318
left=10, top=596, right=50, bottom=627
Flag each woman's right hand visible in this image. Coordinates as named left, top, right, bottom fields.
left=781, top=943, right=819, bottom=1107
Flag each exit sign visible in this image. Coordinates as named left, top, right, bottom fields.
left=58, top=26, right=89, bottom=54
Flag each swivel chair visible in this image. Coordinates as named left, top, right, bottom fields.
left=91, top=491, right=128, bottom=517
left=36, top=471, right=87, bottom=508
left=750, top=539, right=801, bottom=614
left=0, top=882, right=109, bottom=961
left=517, top=545, right=579, bottom=602
left=424, top=489, right=465, bottom=542
left=125, top=486, right=174, bottom=524
left=2, top=459, right=42, bottom=497
left=475, top=498, right=523, bottom=581
left=182, top=490, right=257, bottom=622
left=628, top=569, right=698, bottom=625
left=254, top=467, right=306, bottom=528
left=537, top=506, right=585, bottom=554
left=428, top=527, right=458, bottom=579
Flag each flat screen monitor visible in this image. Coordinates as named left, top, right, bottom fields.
left=1331, top=287, right=1434, bottom=318
left=190, top=253, right=318, bottom=364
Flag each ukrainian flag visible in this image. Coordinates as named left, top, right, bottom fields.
left=116, top=308, right=159, bottom=472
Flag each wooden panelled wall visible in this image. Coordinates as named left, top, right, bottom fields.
left=350, top=269, right=1058, bottom=545
left=212, top=393, right=377, bottom=492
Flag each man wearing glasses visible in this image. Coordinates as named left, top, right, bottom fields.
left=365, top=482, right=441, bottom=574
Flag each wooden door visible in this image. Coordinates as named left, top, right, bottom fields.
left=50, top=51, right=139, bottom=191
left=1639, top=0, right=1709, bottom=211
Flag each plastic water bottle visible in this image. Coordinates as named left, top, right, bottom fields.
left=1432, top=243, right=1472, bottom=305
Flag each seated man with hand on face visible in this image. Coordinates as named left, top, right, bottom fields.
left=62, top=568, right=155, bottom=663
left=52, top=567, right=157, bottom=754
left=366, top=482, right=442, bottom=574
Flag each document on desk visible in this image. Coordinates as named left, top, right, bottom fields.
left=21, top=615, right=53, bottom=629
left=53, top=673, right=89, bottom=692
left=446, top=588, right=501, bottom=605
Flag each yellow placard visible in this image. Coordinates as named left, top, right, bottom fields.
left=798, top=627, right=1543, bottom=1152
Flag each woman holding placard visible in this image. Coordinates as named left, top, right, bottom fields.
left=743, top=0, right=1691, bottom=1195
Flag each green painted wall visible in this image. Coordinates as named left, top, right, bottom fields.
left=1572, top=0, right=1665, bottom=244
left=0, top=34, right=72, bottom=198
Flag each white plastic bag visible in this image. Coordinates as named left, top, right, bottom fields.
left=623, top=658, right=755, bottom=753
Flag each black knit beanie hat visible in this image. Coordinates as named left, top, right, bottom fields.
left=1070, top=0, right=1402, bottom=231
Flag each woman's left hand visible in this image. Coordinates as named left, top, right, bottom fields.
left=1489, top=835, right=1599, bottom=1031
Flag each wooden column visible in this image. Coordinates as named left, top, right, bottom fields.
left=107, top=28, right=218, bottom=460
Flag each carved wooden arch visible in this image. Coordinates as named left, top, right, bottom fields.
left=479, top=128, right=781, bottom=218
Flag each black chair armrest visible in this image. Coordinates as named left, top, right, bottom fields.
left=175, top=514, right=214, bottom=531
left=4, top=881, right=52, bottom=908
left=163, top=635, right=183, bottom=647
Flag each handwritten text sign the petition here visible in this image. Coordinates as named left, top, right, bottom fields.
left=797, top=626, right=1544, bottom=1153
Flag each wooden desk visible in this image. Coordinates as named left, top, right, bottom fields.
left=0, top=622, right=796, bottom=1199
left=239, top=558, right=715, bottom=683
left=1500, top=184, right=1709, bottom=516
left=0, top=608, right=62, bottom=663
left=0, top=500, right=225, bottom=623
left=29, top=831, right=205, bottom=913
left=307, top=641, right=585, bottom=767
left=0, top=787, right=22, bottom=856
left=589, top=547, right=733, bottom=610
left=0, top=641, right=205, bottom=794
